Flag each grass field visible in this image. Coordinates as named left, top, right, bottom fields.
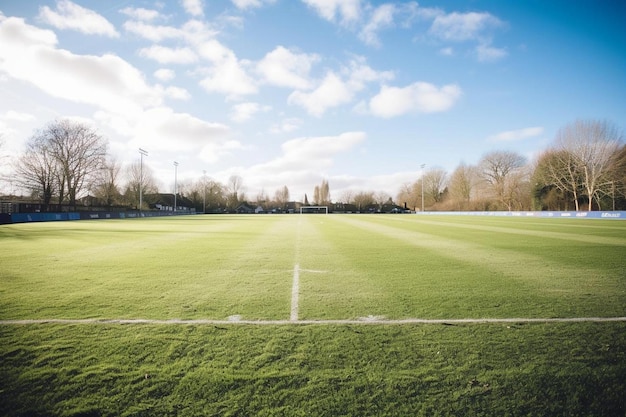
left=1, top=214, right=625, bottom=416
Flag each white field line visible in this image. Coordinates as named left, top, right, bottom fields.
left=2, top=317, right=626, bottom=326
left=291, top=264, right=300, bottom=321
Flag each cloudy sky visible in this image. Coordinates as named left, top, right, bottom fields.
left=0, top=0, right=624, bottom=201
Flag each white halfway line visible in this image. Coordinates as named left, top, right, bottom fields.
left=291, top=264, right=300, bottom=321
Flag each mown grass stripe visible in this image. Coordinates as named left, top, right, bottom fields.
left=332, top=215, right=616, bottom=282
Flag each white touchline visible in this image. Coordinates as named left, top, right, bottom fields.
left=2, top=317, right=626, bottom=326
left=291, top=263, right=300, bottom=321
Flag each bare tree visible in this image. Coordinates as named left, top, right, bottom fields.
left=313, top=185, right=320, bottom=205
left=448, top=162, right=478, bottom=209
left=14, top=135, right=58, bottom=210
left=40, top=120, right=108, bottom=206
left=320, top=180, right=330, bottom=204
left=338, top=189, right=354, bottom=205
left=274, top=185, right=290, bottom=207
left=124, top=161, right=158, bottom=209
left=479, top=150, right=527, bottom=210
left=374, top=191, right=392, bottom=205
left=352, top=191, right=375, bottom=211
left=256, top=188, right=268, bottom=209
left=92, top=157, right=122, bottom=206
left=396, top=182, right=420, bottom=211
left=533, top=149, right=580, bottom=210
left=554, top=120, right=623, bottom=211
left=608, top=145, right=626, bottom=205
left=423, top=168, right=447, bottom=204
left=312, top=180, right=331, bottom=205
left=227, top=175, right=244, bottom=210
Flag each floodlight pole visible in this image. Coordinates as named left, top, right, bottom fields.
left=421, top=163, right=426, bottom=212
left=139, top=148, right=148, bottom=216
left=203, top=170, right=207, bottom=214
left=174, top=161, right=179, bottom=214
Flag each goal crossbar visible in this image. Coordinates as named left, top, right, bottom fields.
left=300, top=206, right=329, bottom=214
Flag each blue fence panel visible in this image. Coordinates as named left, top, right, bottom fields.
left=11, top=213, right=69, bottom=223
left=418, top=211, right=626, bottom=219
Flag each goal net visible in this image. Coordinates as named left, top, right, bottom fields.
left=300, top=206, right=329, bottom=214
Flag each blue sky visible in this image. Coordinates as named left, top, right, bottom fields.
left=0, top=0, right=624, bottom=201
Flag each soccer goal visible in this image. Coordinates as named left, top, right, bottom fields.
left=300, top=206, right=329, bottom=214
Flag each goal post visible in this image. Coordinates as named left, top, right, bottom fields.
left=300, top=206, right=329, bottom=214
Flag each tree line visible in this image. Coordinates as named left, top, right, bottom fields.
left=4, top=118, right=625, bottom=213
left=398, top=120, right=625, bottom=212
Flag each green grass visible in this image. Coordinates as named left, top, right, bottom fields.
left=1, top=323, right=625, bottom=416
left=1, top=214, right=626, bottom=416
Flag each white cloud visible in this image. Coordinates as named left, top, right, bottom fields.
left=230, top=102, right=270, bottom=123
left=154, top=68, right=176, bottom=82
left=237, top=131, right=366, bottom=194
left=199, top=140, right=245, bottom=164
left=439, top=47, right=454, bottom=56
left=163, top=86, right=191, bottom=100
left=343, top=56, right=394, bottom=90
left=257, top=46, right=319, bottom=89
left=199, top=58, right=258, bottom=96
left=488, top=126, right=544, bottom=142
left=270, top=118, right=302, bottom=133
left=180, top=19, right=219, bottom=44
left=125, top=18, right=256, bottom=98
left=369, top=82, right=462, bottom=118
left=182, top=0, right=204, bottom=17
left=123, top=21, right=185, bottom=42
left=0, top=16, right=161, bottom=116
left=119, top=7, right=160, bottom=21
left=429, top=11, right=503, bottom=42
left=38, top=0, right=119, bottom=38
left=196, top=39, right=258, bottom=96
left=287, top=56, right=392, bottom=117
left=476, top=42, right=507, bottom=62
left=0, top=111, right=37, bottom=147
left=359, top=4, right=395, bottom=47
left=302, top=0, right=362, bottom=24
left=128, top=107, right=230, bottom=153
left=2, top=110, right=36, bottom=122
left=139, top=45, right=198, bottom=64
left=288, top=72, right=353, bottom=117
left=231, top=0, right=277, bottom=10
left=280, top=132, right=365, bottom=166
left=260, top=131, right=364, bottom=171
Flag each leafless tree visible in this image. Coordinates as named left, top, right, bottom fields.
left=448, top=163, right=478, bottom=209
left=14, top=135, right=58, bottom=210
left=479, top=150, right=527, bottom=210
left=124, top=160, right=158, bottom=209
left=256, top=189, right=269, bottom=209
left=352, top=191, right=375, bottom=211
left=553, top=120, right=623, bottom=210
left=92, top=157, right=122, bottom=206
left=608, top=145, right=626, bottom=202
left=396, top=182, right=420, bottom=211
left=338, top=189, right=354, bottom=205
left=41, top=120, right=108, bottom=206
left=274, top=185, right=290, bottom=207
left=313, top=180, right=330, bottom=205
left=374, top=191, right=392, bottom=205
left=533, top=149, right=581, bottom=210
left=423, top=168, right=448, bottom=204
left=227, top=175, right=244, bottom=209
